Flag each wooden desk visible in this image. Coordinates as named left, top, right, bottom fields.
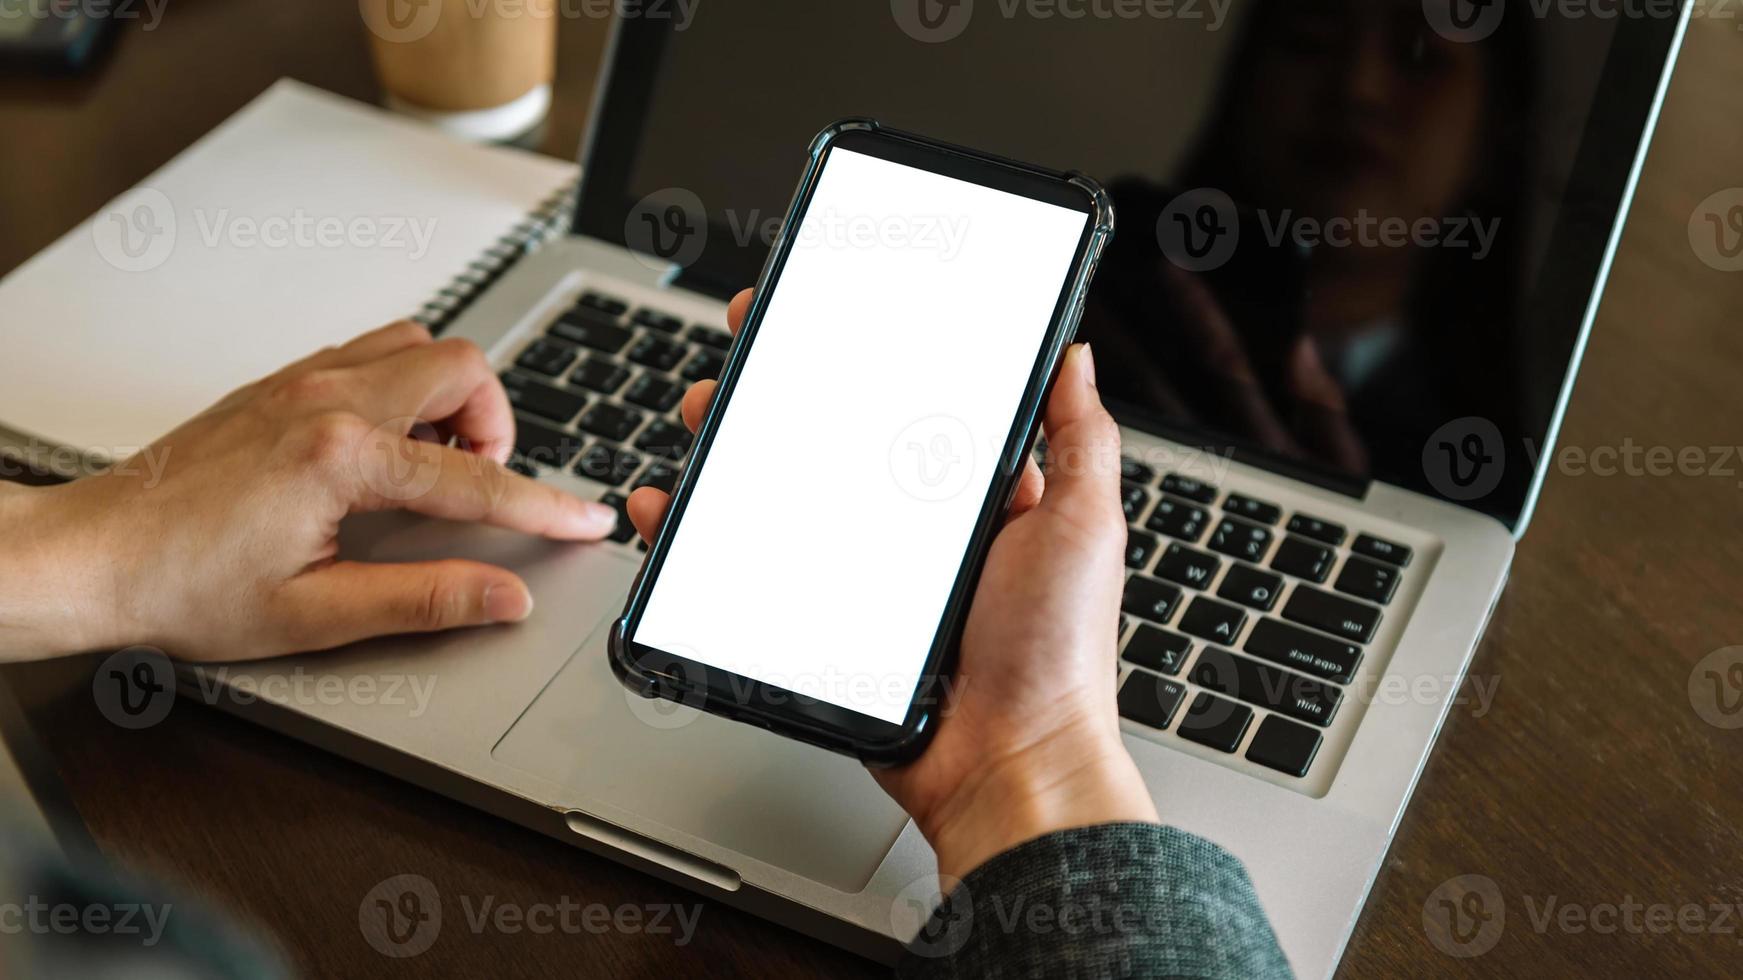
left=3, top=6, right=1741, bottom=977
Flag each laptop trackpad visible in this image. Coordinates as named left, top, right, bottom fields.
left=492, top=616, right=910, bottom=894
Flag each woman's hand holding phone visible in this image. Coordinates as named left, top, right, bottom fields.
left=626, top=290, right=1159, bottom=882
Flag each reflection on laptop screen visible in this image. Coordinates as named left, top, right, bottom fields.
left=577, top=0, right=1679, bottom=528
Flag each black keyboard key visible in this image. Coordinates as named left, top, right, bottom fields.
left=1154, top=543, right=1220, bottom=591
left=1245, top=716, right=1323, bottom=777
left=1244, top=618, right=1362, bottom=684
left=1336, top=556, right=1400, bottom=605
left=1122, top=575, right=1182, bottom=624
left=577, top=402, right=644, bottom=442
left=631, top=308, right=684, bottom=333
left=515, top=339, right=577, bottom=378
left=1160, top=473, right=1217, bottom=504
left=624, top=373, right=683, bottom=413
left=1175, top=693, right=1252, bottom=753
left=1118, top=673, right=1187, bottom=730
left=1208, top=517, right=1272, bottom=562
left=1121, top=624, right=1192, bottom=676
left=1120, top=456, right=1156, bottom=485
left=570, top=357, right=631, bottom=394
left=634, top=461, right=681, bottom=493
left=681, top=349, right=726, bottom=382
left=1351, top=533, right=1412, bottom=567
left=1270, top=536, right=1334, bottom=583
left=688, top=325, right=733, bottom=350
left=574, top=443, right=642, bottom=485
left=506, top=458, right=537, bottom=478
left=1145, top=497, right=1209, bottom=543
left=1217, top=563, right=1284, bottom=611
left=626, top=334, right=688, bottom=372
left=1125, top=528, right=1160, bottom=570
left=501, top=374, right=585, bottom=424
left=512, top=418, right=584, bottom=468
left=1177, top=595, right=1247, bottom=646
left=1283, top=586, right=1382, bottom=644
left=1286, top=514, right=1346, bottom=546
left=597, top=493, right=637, bottom=543
left=1190, top=648, right=1341, bottom=728
left=635, top=419, right=693, bottom=458
left=552, top=315, right=633, bottom=353
left=1223, top=493, right=1281, bottom=525
left=1121, top=482, right=1151, bottom=521
left=577, top=291, right=628, bottom=317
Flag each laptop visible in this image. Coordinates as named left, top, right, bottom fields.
left=74, top=2, right=1689, bottom=975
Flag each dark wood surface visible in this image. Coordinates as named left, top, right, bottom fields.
left=4, top=5, right=1742, bottom=978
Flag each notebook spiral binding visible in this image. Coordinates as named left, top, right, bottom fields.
left=412, top=181, right=579, bottom=335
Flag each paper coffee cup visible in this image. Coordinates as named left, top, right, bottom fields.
left=361, top=0, right=557, bottom=142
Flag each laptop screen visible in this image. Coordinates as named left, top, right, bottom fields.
left=574, top=0, right=1686, bottom=530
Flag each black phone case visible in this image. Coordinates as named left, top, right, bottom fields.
left=609, top=118, right=1115, bottom=765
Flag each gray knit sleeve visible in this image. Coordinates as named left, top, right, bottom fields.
left=896, top=823, right=1292, bottom=980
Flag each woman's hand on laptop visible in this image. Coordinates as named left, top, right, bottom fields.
left=625, top=290, right=1158, bottom=883
left=0, top=322, right=618, bottom=661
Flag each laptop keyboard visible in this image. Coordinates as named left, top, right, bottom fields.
left=499, top=282, right=1426, bottom=795
left=1115, top=463, right=1420, bottom=789
left=500, top=288, right=719, bottom=545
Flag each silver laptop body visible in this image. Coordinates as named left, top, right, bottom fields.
left=166, top=6, right=1693, bottom=976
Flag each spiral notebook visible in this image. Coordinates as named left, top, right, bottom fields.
left=0, top=78, right=579, bottom=468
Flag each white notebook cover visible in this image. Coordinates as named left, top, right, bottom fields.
left=0, top=78, right=578, bottom=461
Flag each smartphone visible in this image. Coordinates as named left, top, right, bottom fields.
left=609, top=120, right=1113, bottom=764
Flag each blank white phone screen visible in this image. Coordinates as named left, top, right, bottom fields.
left=632, top=148, right=1089, bottom=725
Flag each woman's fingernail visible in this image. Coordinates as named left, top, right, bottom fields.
left=1076, top=343, right=1097, bottom=386
left=484, top=583, right=533, bottom=623
left=583, top=500, right=620, bottom=532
